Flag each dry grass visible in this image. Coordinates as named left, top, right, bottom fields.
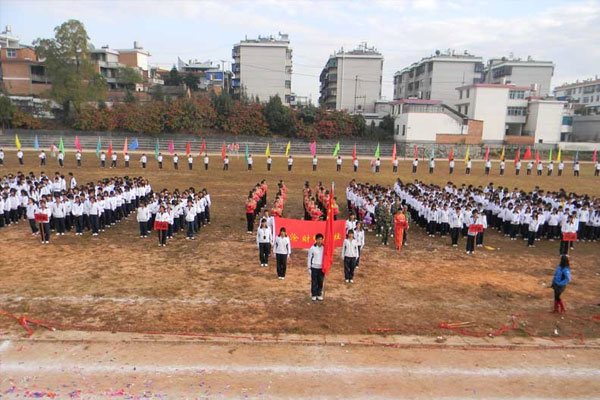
left=0, top=151, right=599, bottom=338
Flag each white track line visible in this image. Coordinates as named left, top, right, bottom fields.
left=0, top=339, right=11, bottom=352
left=2, top=362, right=600, bottom=377
left=0, top=294, right=231, bottom=305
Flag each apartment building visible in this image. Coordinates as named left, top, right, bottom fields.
left=90, top=46, right=122, bottom=90
left=232, top=33, right=292, bottom=105
left=456, top=83, right=564, bottom=144
left=0, top=26, right=50, bottom=96
left=177, top=58, right=232, bottom=93
left=554, top=77, right=600, bottom=115
left=393, top=50, right=484, bottom=109
left=483, top=56, right=554, bottom=97
left=319, top=43, right=383, bottom=113
left=117, top=41, right=150, bottom=80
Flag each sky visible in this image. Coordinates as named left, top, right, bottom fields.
left=1, top=0, right=599, bottom=101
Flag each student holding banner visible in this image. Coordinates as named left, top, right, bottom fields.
left=36, top=200, right=51, bottom=244
left=466, top=210, right=483, bottom=254
left=560, top=214, right=578, bottom=255
left=155, top=205, right=169, bottom=246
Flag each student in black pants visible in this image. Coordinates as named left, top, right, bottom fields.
left=256, top=219, right=272, bottom=267
left=273, top=227, right=291, bottom=279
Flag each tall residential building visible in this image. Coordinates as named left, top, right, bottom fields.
left=319, top=43, right=383, bottom=113
left=554, top=77, right=600, bottom=115
left=483, top=56, right=554, bottom=97
left=232, top=33, right=292, bottom=105
left=393, top=50, right=484, bottom=108
left=0, top=26, right=50, bottom=96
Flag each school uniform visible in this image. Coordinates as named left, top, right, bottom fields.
left=204, top=156, right=209, bottom=170
left=157, top=155, right=163, bottom=169
left=274, top=235, right=291, bottom=278
left=528, top=218, right=539, bottom=247
left=39, top=153, right=46, bottom=166
left=257, top=226, right=273, bottom=266
left=155, top=211, right=169, bottom=246
left=247, top=157, right=253, bottom=170
left=412, top=159, right=418, bottom=173
left=173, top=155, right=179, bottom=170
left=267, top=157, right=272, bottom=171
left=465, top=215, right=478, bottom=254
left=560, top=221, right=577, bottom=255
left=110, top=154, right=117, bottom=168
left=375, top=159, right=381, bottom=173
left=184, top=206, right=196, bottom=239
left=312, top=157, right=318, bottom=171
left=124, top=154, right=130, bottom=168
left=558, top=162, right=564, bottom=176
left=36, top=206, right=52, bottom=243
left=100, top=154, right=106, bottom=168
left=429, top=160, right=435, bottom=174
left=26, top=203, right=38, bottom=234
left=485, top=160, right=491, bottom=175
left=52, top=201, right=66, bottom=235
left=287, top=157, right=293, bottom=172
left=0, top=150, right=4, bottom=166
left=188, top=156, right=193, bottom=170
left=17, top=151, right=24, bottom=165
left=342, top=238, right=359, bottom=282
left=449, top=160, right=454, bottom=174
left=466, top=161, right=472, bottom=175
left=89, top=201, right=100, bottom=235
left=449, top=211, right=463, bottom=247
left=76, top=152, right=82, bottom=167
left=353, top=159, right=359, bottom=172
left=307, top=244, right=325, bottom=300
left=336, top=158, right=342, bottom=172
left=141, top=155, right=147, bottom=168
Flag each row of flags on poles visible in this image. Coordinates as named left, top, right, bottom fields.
left=11, top=134, right=599, bottom=163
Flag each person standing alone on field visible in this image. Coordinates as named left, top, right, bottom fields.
left=287, top=155, right=294, bottom=171
left=336, top=156, right=342, bottom=172
left=412, top=158, right=418, bottom=173
left=551, top=255, right=571, bottom=313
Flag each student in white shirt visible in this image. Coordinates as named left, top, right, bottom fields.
left=267, top=156, right=272, bottom=171
left=465, top=158, right=472, bottom=175
left=37, top=199, right=52, bottom=243
left=392, top=158, right=398, bottom=173
left=558, top=161, right=564, bottom=176
left=110, top=152, right=118, bottom=168
left=173, top=154, right=179, bottom=170
left=204, top=154, right=209, bottom=170
left=273, top=227, right=291, bottom=279
left=500, top=160, right=506, bottom=175
left=573, top=161, right=580, bottom=177
left=218, top=155, right=227, bottom=171
left=17, top=150, right=24, bottom=165
left=188, top=154, right=193, bottom=170
left=71, top=197, right=84, bottom=235
left=247, top=154, right=253, bottom=171
left=595, top=161, right=600, bottom=177
left=157, top=153, right=163, bottom=169
left=354, top=222, right=365, bottom=267
left=485, top=159, right=491, bottom=175
left=287, top=155, right=294, bottom=172
left=256, top=218, right=273, bottom=267
left=52, top=196, right=66, bottom=235
left=342, top=230, right=359, bottom=283
left=307, top=234, right=325, bottom=301
left=527, top=161, right=533, bottom=175
left=345, top=213, right=357, bottom=233
left=155, top=204, right=168, bottom=246
left=312, top=155, right=318, bottom=171
left=412, top=158, right=418, bottom=173
left=124, top=152, right=130, bottom=168
left=536, top=161, right=543, bottom=176
left=100, top=152, right=106, bottom=168
left=26, top=198, right=39, bottom=235
left=449, top=159, right=455, bottom=174
left=0, top=149, right=5, bottom=166
left=184, top=200, right=196, bottom=239
left=39, top=151, right=47, bottom=166
left=375, top=157, right=381, bottom=173
left=547, top=161, right=554, bottom=176
left=136, top=200, right=149, bottom=237
left=353, top=157, right=359, bottom=172
left=75, top=151, right=82, bottom=167
left=140, top=154, right=147, bottom=169
left=429, top=158, right=435, bottom=174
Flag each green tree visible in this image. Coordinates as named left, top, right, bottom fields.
left=379, top=114, right=395, bottom=136
left=33, top=19, right=107, bottom=118
left=117, top=66, right=142, bottom=90
left=298, top=104, right=317, bottom=124
left=0, top=96, right=15, bottom=129
left=124, top=89, right=136, bottom=104
left=211, top=91, right=233, bottom=129
left=263, top=95, right=294, bottom=136
left=165, top=67, right=182, bottom=86
left=183, top=73, right=200, bottom=90
left=151, top=85, right=164, bottom=102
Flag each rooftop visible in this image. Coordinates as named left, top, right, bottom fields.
left=555, top=78, right=600, bottom=90
left=237, top=33, right=290, bottom=45
left=456, top=83, right=532, bottom=91
left=389, top=99, right=443, bottom=105
left=395, top=50, right=482, bottom=75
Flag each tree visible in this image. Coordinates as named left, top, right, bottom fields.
left=211, top=91, right=233, bottom=130
left=379, top=114, right=395, bottom=136
left=165, top=67, right=182, bottom=86
left=263, top=95, right=294, bottom=136
left=117, top=66, right=142, bottom=90
left=183, top=73, right=200, bottom=91
left=0, top=96, right=15, bottom=129
left=151, top=85, right=164, bottom=102
left=33, top=19, right=107, bottom=118
left=124, top=89, right=136, bottom=104
left=298, top=104, right=317, bottom=124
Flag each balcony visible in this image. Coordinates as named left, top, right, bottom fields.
left=232, top=79, right=241, bottom=88
left=232, top=63, right=240, bottom=73
left=31, top=74, right=50, bottom=83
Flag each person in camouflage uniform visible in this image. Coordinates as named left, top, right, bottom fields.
left=380, top=204, right=393, bottom=246
left=374, top=198, right=384, bottom=237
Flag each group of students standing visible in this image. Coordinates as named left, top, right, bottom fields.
left=135, top=186, right=212, bottom=246
left=0, top=171, right=151, bottom=243
left=303, top=182, right=340, bottom=221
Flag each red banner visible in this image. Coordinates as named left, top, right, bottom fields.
left=34, top=213, right=49, bottom=223
left=274, top=217, right=345, bottom=249
left=154, top=221, right=168, bottom=231
left=468, top=224, right=484, bottom=233
left=562, top=232, right=577, bottom=242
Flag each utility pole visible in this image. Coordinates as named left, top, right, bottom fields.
left=354, top=75, right=358, bottom=113
left=220, top=59, right=227, bottom=92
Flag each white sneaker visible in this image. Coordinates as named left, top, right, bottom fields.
left=345, top=279, right=349, bottom=283
left=317, top=296, right=324, bottom=301
left=311, top=296, right=317, bottom=301
left=56, top=233, right=60, bottom=236
left=350, top=280, right=354, bottom=283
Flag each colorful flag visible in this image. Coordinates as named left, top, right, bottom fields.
left=50, top=144, right=57, bottom=157
left=535, top=150, right=540, bottom=164
left=129, top=138, right=139, bottom=151
left=484, top=146, right=490, bottom=161
left=123, top=137, right=128, bottom=155
left=514, top=147, right=521, bottom=165
left=58, top=137, right=65, bottom=155
left=523, top=146, right=532, bottom=160
left=464, top=146, right=470, bottom=163
left=332, top=141, right=340, bottom=156
left=74, top=136, right=82, bottom=152
left=413, top=145, right=418, bottom=159
left=15, top=135, right=21, bottom=150
left=221, top=141, right=226, bottom=160
left=309, top=141, right=316, bottom=156
left=34, top=135, right=40, bottom=150
left=574, top=151, right=579, bottom=163
left=96, top=137, right=101, bottom=158
left=168, top=140, right=174, bottom=154
left=186, top=141, right=191, bottom=155
left=556, top=148, right=561, bottom=162
left=200, top=140, right=206, bottom=155
left=548, top=148, right=553, bottom=162
left=448, top=147, right=454, bottom=161
left=322, top=183, right=335, bottom=276
left=285, top=141, right=291, bottom=156
left=107, top=141, right=113, bottom=158
left=593, top=149, right=597, bottom=163
left=154, top=138, right=159, bottom=159
left=265, top=143, right=271, bottom=157
left=244, top=144, right=249, bottom=164
left=391, top=143, right=397, bottom=163
left=352, top=144, right=357, bottom=162
left=500, top=146, right=505, bottom=161
left=374, top=143, right=380, bottom=158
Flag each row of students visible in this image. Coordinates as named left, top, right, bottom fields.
left=302, top=182, right=340, bottom=221
left=245, top=181, right=268, bottom=232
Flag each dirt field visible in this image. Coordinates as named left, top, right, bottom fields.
left=1, top=151, right=599, bottom=340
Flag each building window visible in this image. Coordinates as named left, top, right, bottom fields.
left=402, top=125, right=406, bottom=136
left=466, top=89, right=470, bottom=98
left=6, top=48, right=17, bottom=58
left=463, top=105, right=469, bottom=114
left=583, top=96, right=589, bottom=103
left=459, top=90, right=463, bottom=99
left=285, top=80, right=291, bottom=89
left=509, top=90, right=525, bottom=99
left=507, top=106, right=527, bottom=116
left=284, top=95, right=291, bottom=103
